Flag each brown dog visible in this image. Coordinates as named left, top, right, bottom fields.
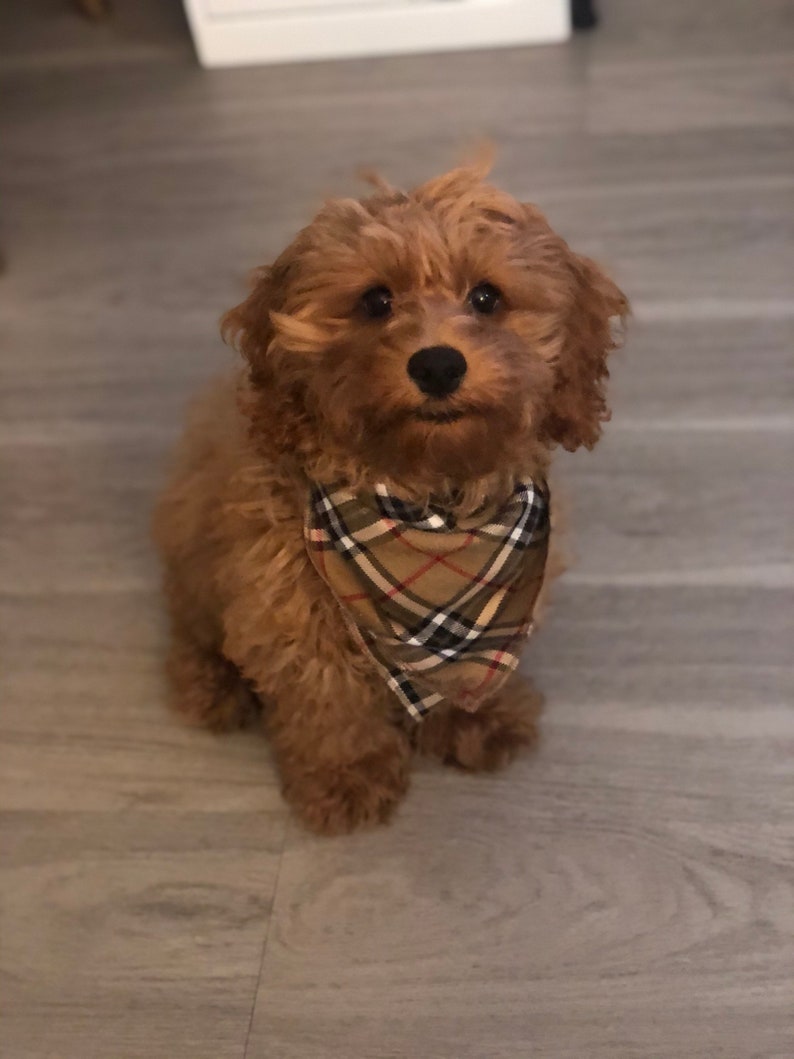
left=153, top=163, right=627, bottom=834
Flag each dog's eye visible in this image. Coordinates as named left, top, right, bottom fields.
left=468, top=283, right=502, bottom=315
left=360, top=286, right=393, bottom=319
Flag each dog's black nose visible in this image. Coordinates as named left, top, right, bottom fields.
left=407, top=346, right=467, bottom=398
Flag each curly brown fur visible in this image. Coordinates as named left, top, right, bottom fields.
left=74, top=0, right=110, bottom=19
left=153, top=162, right=627, bottom=834
left=417, top=675, right=543, bottom=771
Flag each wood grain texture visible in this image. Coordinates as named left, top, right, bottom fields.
left=1, top=0, right=793, bottom=1056
left=558, top=429, right=792, bottom=580
left=0, top=590, right=285, bottom=812
left=0, top=811, right=284, bottom=1059
left=247, top=778, right=794, bottom=1059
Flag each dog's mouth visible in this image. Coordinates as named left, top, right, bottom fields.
left=360, top=398, right=514, bottom=481
left=412, top=407, right=466, bottom=425
left=366, top=400, right=483, bottom=437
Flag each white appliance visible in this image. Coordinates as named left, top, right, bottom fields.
left=183, top=0, right=570, bottom=68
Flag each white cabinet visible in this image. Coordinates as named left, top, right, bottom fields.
left=183, top=0, right=570, bottom=68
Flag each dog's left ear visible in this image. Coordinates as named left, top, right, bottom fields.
left=543, top=253, right=628, bottom=451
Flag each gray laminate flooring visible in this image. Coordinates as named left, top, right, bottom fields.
left=1, top=2, right=793, bottom=1057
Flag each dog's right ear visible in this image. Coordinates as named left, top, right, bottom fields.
left=221, top=262, right=315, bottom=457
left=221, top=264, right=283, bottom=369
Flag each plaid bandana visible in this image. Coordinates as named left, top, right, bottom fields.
left=304, top=479, right=550, bottom=721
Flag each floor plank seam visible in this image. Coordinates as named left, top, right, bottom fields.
left=242, top=820, right=292, bottom=1059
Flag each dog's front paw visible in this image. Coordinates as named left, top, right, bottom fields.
left=419, top=682, right=543, bottom=772
left=282, top=748, right=410, bottom=835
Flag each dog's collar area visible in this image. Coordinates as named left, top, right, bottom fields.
left=372, top=482, right=462, bottom=532
left=307, top=479, right=541, bottom=533
left=370, top=482, right=526, bottom=532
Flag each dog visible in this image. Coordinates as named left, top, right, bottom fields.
left=153, top=163, right=627, bottom=834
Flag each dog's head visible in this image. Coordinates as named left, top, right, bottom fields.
left=223, top=164, right=627, bottom=493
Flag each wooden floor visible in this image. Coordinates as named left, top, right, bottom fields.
left=1, top=2, right=793, bottom=1057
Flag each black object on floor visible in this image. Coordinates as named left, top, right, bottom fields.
left=572, top=0, right=599, bottom=30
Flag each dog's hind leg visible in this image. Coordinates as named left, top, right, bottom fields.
left=165, top=627, right=261, bottom=732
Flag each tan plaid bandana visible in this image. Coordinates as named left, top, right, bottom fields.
left=304, top=479, right=550, bottom=721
